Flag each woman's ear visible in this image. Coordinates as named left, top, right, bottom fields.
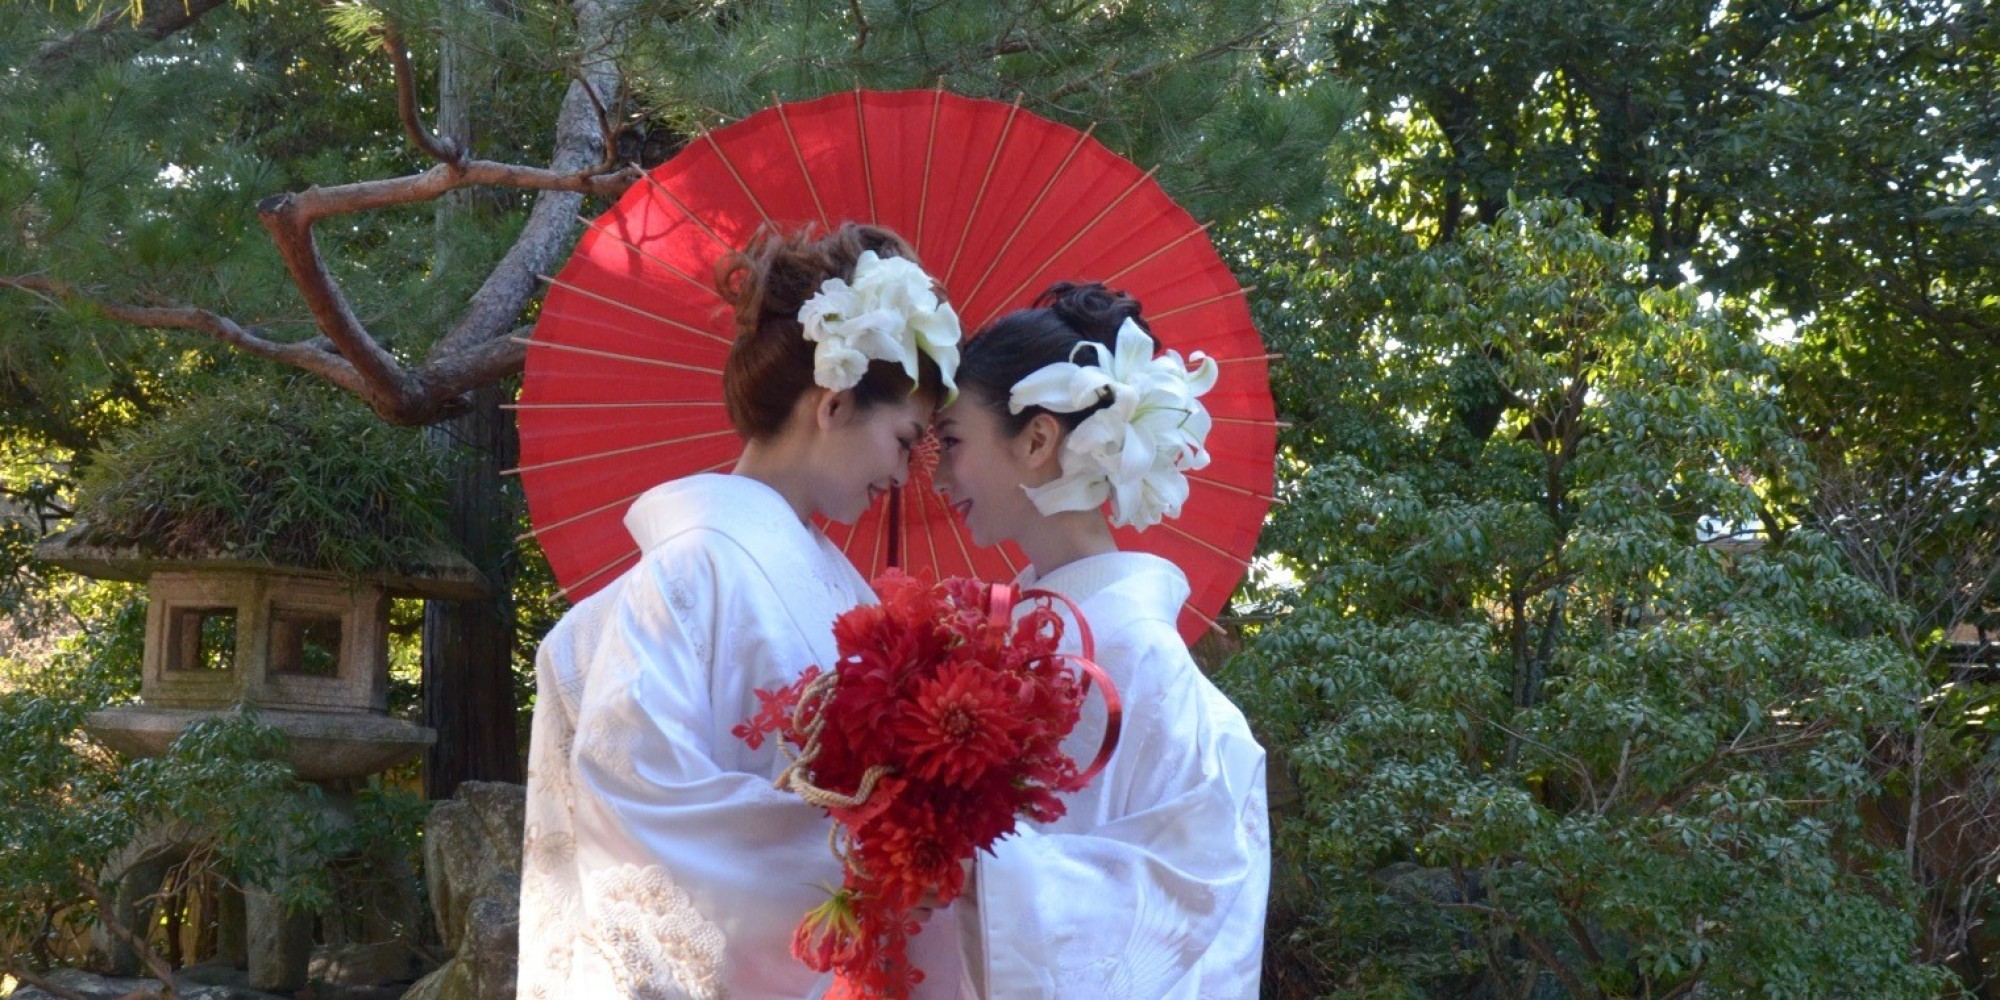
left=812, top=387, right=848, bottom=432
left=1016, top=412, right=1066, bottom=473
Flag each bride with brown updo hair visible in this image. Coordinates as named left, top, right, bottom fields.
left=717, top=224, right=949, bottom=519
left=519, top=222, right=964, bottom=1000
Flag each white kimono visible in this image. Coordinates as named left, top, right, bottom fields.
left=961, top=551, right=1271, bottom=999
left=519, top=474, right=975, bottom=999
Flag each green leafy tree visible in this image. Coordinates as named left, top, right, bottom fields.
left=1233, top=199, right=1948, bottom=998
left=1810, top=453, right=2000, bottom=991
left=1223, top=2, right=1996, bottom=989
left=1313, top=0, right=1997, bottom=457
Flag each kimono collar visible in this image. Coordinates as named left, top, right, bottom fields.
left=623, top=473, right=825, bottom=563
left=1018, top=550, right=1191, bottom=626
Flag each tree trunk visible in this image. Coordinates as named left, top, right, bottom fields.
left=422, top=4, right=523, bottom=798
left=422, top=384, right=522, bottom=797
left=434, top=0, right=484, bottom=270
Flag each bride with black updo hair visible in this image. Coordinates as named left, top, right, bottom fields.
left=933, top=281, right=1270, bottom=998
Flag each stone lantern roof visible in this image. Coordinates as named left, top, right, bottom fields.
left=34, top=525, right=491, bottom=601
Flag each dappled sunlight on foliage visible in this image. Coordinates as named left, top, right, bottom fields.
left=1226, top=200, right=1949, bottom=998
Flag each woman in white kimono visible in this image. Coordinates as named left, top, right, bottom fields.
left=518, top=223, right=965, bottom=1000
left=931, top=282, right=1270, bottom=998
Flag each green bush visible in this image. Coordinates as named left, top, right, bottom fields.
left=1231, top=200, right=1949, bottom=998
left=0, top=599, right=428, bottom=983
left=74, top=376, right=450, bottom=577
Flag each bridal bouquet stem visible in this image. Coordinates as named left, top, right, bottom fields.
left=734, top=570, right=1114, bottom=999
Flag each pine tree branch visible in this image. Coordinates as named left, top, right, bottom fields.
left=250, top=202, right=424, bottom=410
left=0, top=965, right=95, bottom=1000
left=417, top=327, right=532, bottom=408
left=849, top=0, right=869, bottom=50
left=422, top=0, right=634, bottom=372
left=0, top=276, right=370, bottom=398
left=0, top=482, right=74, bottom=522
left=224, top=0, right=637, bottom=424
left=32, top=0, right=233, bottom=74
left=0, top=273, right=535, bottom=428
left=0, top=368, right=100, bottom=456
left=17, top=0, right=633, bottom=426
left=1045, top=20, right=1281, bottom=101
left=380, top=28, right=466, bottom=166
left=258, top=158, right=635, bottom=226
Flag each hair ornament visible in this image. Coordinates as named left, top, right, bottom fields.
left=797, top=251, right=961, bottom=397
left=1006, top=318, right=1218, bottom=530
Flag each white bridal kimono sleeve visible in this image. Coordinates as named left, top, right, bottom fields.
left=965, top=552, right=1270, bottom=999
left=518, top=474, right=878, bottom=1000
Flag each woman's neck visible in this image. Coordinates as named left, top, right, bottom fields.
left=1019, top=510, right=1118, bottom=579
left=732, top=439, right=815, bottom=524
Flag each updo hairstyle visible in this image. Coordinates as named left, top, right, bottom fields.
left=956, top=281, right=1150, bottom=436
left=715, top=222, right=945, bottom=440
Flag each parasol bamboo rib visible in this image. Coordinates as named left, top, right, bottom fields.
left=1151, top=285, right=1253, bottom=322
left=772, top=98, right=830, bottom=231
left=988, top=165, right=1161, bottom=314
left=577, top=214, right=727, bottom=300
left=699, top=127, right=775, bottom=227
left=512, top=336, right=724, bottom=376
left=942, top=96, right=1024, bottom=286
left=959, top=122, right=1098, bottom=314
left=641, top=171, right=736, bottom=255
left=503, top=428, right=736, bottom=476
left=535, top=277, right=733, bottom=347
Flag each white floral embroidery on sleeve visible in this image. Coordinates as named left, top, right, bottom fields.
left=583, top=863, right=729, bottom=1000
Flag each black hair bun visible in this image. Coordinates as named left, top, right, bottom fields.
left=1035, top=281, right=1147, bottom=349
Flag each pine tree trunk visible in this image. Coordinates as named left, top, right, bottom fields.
left=422, top=3, right=522, bottom=798
left=422, top=384, right=522, bottom=797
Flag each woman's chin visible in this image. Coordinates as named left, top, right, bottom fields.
left=819, top=499, right=866, bottom=527
left=965, top=518, right=998, bottom=549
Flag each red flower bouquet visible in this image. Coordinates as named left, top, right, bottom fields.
left=733, top=571, right=1118, bottom=999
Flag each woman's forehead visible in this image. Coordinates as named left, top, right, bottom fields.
left=933, top=400, right=970, bottom=428
left=887, top=396, right=934, bottom=430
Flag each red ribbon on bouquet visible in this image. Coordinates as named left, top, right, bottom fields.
left=985, top=583, right=1123, bottom=787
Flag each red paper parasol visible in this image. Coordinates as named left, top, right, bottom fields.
left=514, top=89, right=1276, bottom=641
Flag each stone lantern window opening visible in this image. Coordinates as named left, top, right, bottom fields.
left=167, top=606, right=237, bottom=673
left=272, top=607, right=343, bottom=678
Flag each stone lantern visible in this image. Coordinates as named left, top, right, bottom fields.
left=35, top=528, right=488, bottom=991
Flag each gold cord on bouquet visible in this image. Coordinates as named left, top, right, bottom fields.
left=773, top=670, right=896, bottom=865
left=768, top=668, right=896, bottom=872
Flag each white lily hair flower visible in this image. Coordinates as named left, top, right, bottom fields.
left=797, top=250, right=961, bottom=396
left=1007, top=317, right=1219, bottom=530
